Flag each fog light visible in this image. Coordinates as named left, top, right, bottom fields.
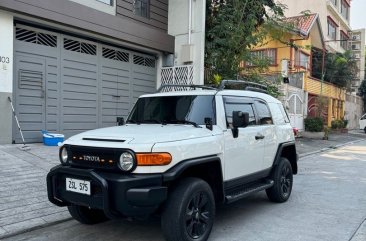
left=60, top=146, right=68, bottom=164
left=119, top=152, right=135, bottom=171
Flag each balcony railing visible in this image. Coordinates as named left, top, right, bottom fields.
left=160, top=65, right=194, bottom=91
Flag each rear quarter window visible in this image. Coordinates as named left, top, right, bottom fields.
left=267, top=103, right=289, bottom=125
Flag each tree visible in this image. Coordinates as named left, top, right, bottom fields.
left=359, top=79, right=366, bottom=112
left=311, top=49, right=358, bottom=90
left=204, top=0, right=286, bottom=90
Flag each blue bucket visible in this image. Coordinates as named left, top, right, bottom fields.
left=41, top=130, right=64, bottom=146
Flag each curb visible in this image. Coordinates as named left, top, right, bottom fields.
left=298, top=139, right=365, bottom=158
left=0, top=217, right=73, bottom=240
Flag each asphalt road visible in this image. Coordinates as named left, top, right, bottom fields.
left=4, top=141, right=366, bottom=241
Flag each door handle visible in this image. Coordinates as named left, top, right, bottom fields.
left=255, top=134, right=265, bottom=140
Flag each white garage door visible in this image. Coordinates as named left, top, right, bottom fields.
left=13, top=25, right=157, bottom=143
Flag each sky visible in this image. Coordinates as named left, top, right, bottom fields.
left=350, top=0, right=366, bottom=30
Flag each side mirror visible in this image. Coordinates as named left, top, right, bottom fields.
left=232, top=111, right=249, bottom=138
left=204, top=117, right=213, bottom=131
left=232, top=111, right=249, bottom=128
left=117, top=117, right=125, bottom=126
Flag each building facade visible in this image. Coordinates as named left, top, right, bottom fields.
left=249, top=14, right=346, bottom=130
left=280, top=0, right=352, bottom=53
left=0, top=0, right=175, bottom=144
left=350, top=29, right=366, bottom=93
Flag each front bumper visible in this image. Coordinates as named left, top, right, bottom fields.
left=47, top=165, right=167, bottom=218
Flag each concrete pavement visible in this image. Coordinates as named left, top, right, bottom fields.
left=2, top=138, right=366, bottom=241
left=0, top=130, right=365, bottom=239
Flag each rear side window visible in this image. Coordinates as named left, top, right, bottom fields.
left=255, top=101, right=273, bottom=125
left=278, top=104, right=290, bottom=123
left=223, top=97, right=256, bottom=127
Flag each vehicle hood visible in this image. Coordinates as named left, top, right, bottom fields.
left=66, top=124, right=214, bottom=145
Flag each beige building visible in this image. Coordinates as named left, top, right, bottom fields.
left=280, top=0, right=352, bottom=53
left=350, top=29, right=365, bottom=93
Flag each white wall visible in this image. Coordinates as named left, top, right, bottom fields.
left=0, top=10, right=13, bottom=93
left=0, top=10, right=14, bottom=144
left=344, top=94, right=363, bottom=129
left=168, top=0, right=206, bottom=84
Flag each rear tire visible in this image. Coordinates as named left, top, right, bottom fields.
left=161, top=177, right=215, bottom=241
left=266, top=157, right=293, bottom=203
left=68, top=205, right=109, bottom=224
left=364, top=127, right=366, bottom=134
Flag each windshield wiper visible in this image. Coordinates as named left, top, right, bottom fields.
left=170, top=119, right=201, bottom=128
left=126, top=119, right=138, bottom=124
left=140, top=119, right=165, bottom=124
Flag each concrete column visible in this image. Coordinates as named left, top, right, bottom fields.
left=327, top=98, right=333, bottom=127
left=341, top=100, right=345, bottom=119
left=0, top=11, right=14, bottom=144
left=168, top=0, right=206, bottom=84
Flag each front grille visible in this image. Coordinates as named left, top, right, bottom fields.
left=66, top=145, right=123, bottom=170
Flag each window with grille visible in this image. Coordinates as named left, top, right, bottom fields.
left=340, top=0, right=349, bottom=20
left=15, top=27, right=57, bottom=47
left=327, top=17, right=337, bottom=40
left=331, top=0, right=337, bottom=6
left=247, top=49, right=277, bottom=66
left=64, top=38, right=97, bottom=55
left=102, top=47, right=129, bottom=62
left=133, top=55, right=155, bottom=68
left=294, top=50, right=310, bottom=69
left=133, top=0, right=150, bottom=18
left=340, top=31, right=349, bottom=50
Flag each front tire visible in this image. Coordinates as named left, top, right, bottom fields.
left=68, top=205, right=109, bottom=224
left=266, top=157, right=293, bottom=203
left=161, top=178, right=215, bottom=241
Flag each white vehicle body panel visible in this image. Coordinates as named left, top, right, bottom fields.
left=61, top=89, right=295, bottom=177
left=223, top=126, right=265, bottom=180
left=360, top=114, right=366, bottom=130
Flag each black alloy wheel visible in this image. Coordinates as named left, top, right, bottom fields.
left=266, top=157, right=293, bottom=203
left=185, top=192, right=211, bottom=239
left=161, top=177, right=215, bottom=241
left=279, top=163, right=292, bottom=199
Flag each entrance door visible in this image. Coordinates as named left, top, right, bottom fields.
left=223, top=96, right=265, bottom=180
left=14, top=55, right=46, bottom=142
left=287, top=93, right=304, bottom=130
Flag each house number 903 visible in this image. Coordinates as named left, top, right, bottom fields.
left=0, top=56, right=10, bottom=64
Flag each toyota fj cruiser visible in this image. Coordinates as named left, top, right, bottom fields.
left=47, top=80, right=298, bottom=241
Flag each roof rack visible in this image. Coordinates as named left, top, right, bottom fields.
left=157, top=80, right=269, bottom=94
left=157, top=84, right=216, bottom=93
left=218, top=80, right=268, bottom=93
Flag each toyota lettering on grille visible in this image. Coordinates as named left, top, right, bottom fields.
left=83, top=155, right=101, bottom=162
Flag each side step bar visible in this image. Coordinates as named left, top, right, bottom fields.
left=225, top=180, right=274, bottom=204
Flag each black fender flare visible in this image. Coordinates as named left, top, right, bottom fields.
left=272, top=141, right=298, bottom=174
left=162, top=155, right=222, bottom=182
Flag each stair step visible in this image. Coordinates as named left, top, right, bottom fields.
left=225, top=180, right=274, bottom=203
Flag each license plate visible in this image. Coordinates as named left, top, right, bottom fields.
left=66, top=177, right=91, bottom=195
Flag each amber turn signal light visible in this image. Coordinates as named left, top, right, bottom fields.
left=136, top=153, right=172, bottom=166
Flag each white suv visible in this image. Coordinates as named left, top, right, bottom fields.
left=360, top=113, right=366, bottom=133
left=47, top=81, right=298, bottom=241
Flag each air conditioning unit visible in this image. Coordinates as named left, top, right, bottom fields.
left=352, top=35, right=361, bottom=41
left=352, top=44, right=360, bottom=50
left=354, top=53, right=360, bottom=59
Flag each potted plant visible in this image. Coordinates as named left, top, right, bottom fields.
left=303, top=117, right=325, bottom=139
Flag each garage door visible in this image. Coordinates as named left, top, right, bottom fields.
left=13, top=25, right=157, bottom=143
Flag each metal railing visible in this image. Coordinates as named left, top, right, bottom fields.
left=160, top=65, right=194, bottom=92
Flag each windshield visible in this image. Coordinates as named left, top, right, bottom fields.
left=127, top=95, right=216, bottom=125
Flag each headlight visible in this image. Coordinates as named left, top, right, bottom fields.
left=60, top=146, right=68, bottom=164
left=119, top=152, right=135, bottom=171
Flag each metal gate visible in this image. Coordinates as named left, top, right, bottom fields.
left=13, top=25, right=157, bottom=143
left=287, top=91, right=304, bottom=130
